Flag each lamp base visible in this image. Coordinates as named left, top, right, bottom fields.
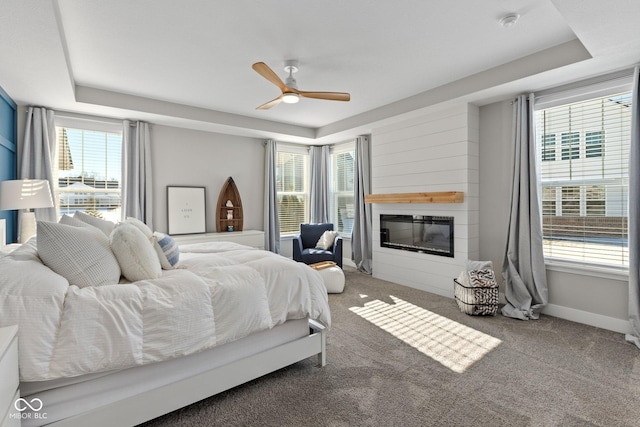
left=19, top=211, right=36, bottom=244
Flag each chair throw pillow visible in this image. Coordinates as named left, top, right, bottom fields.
left=37, top=221, right=121, bottom=288
left=110, top=222, right=162, bottom=282
left=152, top=232, right=180, bottom=269
left=315, top=230, right=338, bottom=250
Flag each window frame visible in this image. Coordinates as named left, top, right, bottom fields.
left=330, top=141, right=356, bottom=237
left=535, top=86, right=632, bottom=272
left=53, top=114, right=124, bottom=223
left=275, top=144, right=309, bottom=236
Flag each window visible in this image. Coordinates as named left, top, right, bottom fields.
left=561, top=186, right=580, bottom=216
left=541, top=134, right=556, bottom=161
left=536, top=91, right=631, bottom=267
left=585, top=185, right=605, bottom=216
left=276, top=147, right=308, bottom=234
left=561, top=132, right=580, bottom=160
left=55, top=125, right=123, bottom=223
left=331, top=142, right=355, bottom=235
left=585, top=131, right=604, bottom=158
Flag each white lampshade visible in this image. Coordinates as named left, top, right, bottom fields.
left=0, top=179, right=54, bottom=211
left=0, top=180, right=54, bottom=243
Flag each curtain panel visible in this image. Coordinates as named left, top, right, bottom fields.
left=20, top=106, right=58, bottom=223
left=352, top=135, right=372, bottom=274
left=122, top=120, right=153, bottom=228
left=626, top=67, right=640, bottom=349
left=309, top=145, right=330, bottom=223
left=264, top=139, right=280, bottom=253
left=501, top=94, right=549, bottom=320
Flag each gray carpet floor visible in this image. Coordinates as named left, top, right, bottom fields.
left=140, top=267, right=640, bottom=427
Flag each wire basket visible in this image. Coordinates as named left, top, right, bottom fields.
left=453, top=277, right=498, bottom=316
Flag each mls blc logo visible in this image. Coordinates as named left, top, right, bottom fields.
left=12, top=397, right=47, bottom=420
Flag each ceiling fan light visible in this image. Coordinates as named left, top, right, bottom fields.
left=282, top=93, right=300, bottom=104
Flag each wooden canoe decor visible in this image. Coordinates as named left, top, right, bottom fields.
left=364, top=192, right=464, bottom=204
left=216, top=177, right=244, bottom=232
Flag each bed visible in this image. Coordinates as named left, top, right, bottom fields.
left=0, top=223, right=330, bottom=427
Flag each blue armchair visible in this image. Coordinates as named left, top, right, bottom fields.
left=293, top=223, right=343, bottom=268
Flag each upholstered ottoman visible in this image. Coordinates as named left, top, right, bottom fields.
left=309, top=261, right=345, bottom=293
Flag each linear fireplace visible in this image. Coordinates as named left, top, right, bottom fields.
left=380, top=214, right=454, bottom=257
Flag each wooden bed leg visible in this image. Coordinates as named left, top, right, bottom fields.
left=308, top=319, right=327, bottom=367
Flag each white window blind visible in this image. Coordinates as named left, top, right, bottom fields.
left=535, top=91, right=631, bottom=267
left=331, top=143, right=355, bottom=234
left=276, top=148, right=308, bottom=234
left=56, top=126, right=123, bottom=223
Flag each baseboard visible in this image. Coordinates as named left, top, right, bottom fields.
left=542, top=303, right=631, bottom=334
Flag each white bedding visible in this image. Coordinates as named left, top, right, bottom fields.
left=0, top=239, right=330, bottom=382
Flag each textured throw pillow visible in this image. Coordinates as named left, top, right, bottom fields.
left=110, top=222, right=162, bottom=282
left=124, top=217, right=153, bottom=239
left=315, top=230, right=338, bottom=250
left=59, top=214, right=95, bottom=229
left=152, top=232, right=180, bottom=269
left=465, top=259, right=493, bottom=272
left=37, top=221, right=121, bottom=288
left=73, top=211, right=115, bottom=236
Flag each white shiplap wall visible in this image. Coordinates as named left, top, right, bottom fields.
left=371, top=103, right=479, bottom=297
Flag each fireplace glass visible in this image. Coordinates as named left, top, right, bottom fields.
left=380, top=214, right=454, bottom=257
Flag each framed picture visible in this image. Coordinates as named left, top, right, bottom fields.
left=167, top=186, right=206, bottom=235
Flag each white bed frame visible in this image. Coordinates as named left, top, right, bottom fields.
left=48, top=320, right=326, bottom=427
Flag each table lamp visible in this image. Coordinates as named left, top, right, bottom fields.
left=0, top=179, right=54, bottom=243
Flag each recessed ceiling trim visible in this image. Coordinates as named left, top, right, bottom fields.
left=316, top=38, right=593, bottom=139
left=74, top=85, right=316, bottom=140
left=74, top=39, right=591, bottom=143
left=52, top=0, right=75, bottom=99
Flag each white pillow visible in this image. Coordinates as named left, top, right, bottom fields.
left=315, top=230, right=338, bottom=250
left=110, top=222, right=162, bottom=282
left=152, top=232, right=180, bottom=269
left=73, top=211, right=115, bottom=236
left=37, top=221, right=121, bottom=288
left=124, top=217, right=153, bottom=239
left=59, top=214, right=95, bottom=229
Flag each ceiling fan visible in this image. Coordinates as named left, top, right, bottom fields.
left=252, top=60, right=350, bottom=110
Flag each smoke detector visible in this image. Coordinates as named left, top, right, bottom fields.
left=499, top=13, right=520, bottom=28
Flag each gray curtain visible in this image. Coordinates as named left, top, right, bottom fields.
left=20, top=106, right=57, bottom=222
left=626, top=67, right=640, bottom=349
left=501, top=94, right=549, bottom=320
left=352, top=135, right=372, bottom=274
left=122, top=120, right=153, bottom=228
left=309, top=145, right=330, bottom=223
left=264, top=139, right=280, bottom=253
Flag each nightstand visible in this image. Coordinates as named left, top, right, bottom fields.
left=0, top=325, right=19, bottom=426
left=171, top=230, right=265, bottom=249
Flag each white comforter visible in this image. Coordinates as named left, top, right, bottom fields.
left=0, top=240, right=330, bottom=382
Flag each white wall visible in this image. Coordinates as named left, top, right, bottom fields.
left=479, top=100, right=629, bottom=334
left=150, top=125, right=264, bottom=235
left=370, top=103, right=479, bottom=297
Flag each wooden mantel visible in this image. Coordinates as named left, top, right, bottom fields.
left=365, top=191, right=464, bottom=204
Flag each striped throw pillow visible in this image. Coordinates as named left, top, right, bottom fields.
left=152, top=232, right=180, bottom=269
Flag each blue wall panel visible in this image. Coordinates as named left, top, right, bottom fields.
left=0, top=84, right=17, bottom=244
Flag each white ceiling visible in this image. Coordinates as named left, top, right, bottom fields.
left=1, top=0, right=639, bottom=144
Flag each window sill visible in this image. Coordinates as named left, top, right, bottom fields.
left=545, top=259, right=628, bottom=281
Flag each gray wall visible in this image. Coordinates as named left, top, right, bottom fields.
left=150, top=125, right=264, bottom=235
left=478, top=100, right=629, bottom=333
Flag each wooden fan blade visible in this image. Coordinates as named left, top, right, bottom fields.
left=252, top=62, right=287, bottom=92
left=256, top=95, right=283, bottom=110
left=298, top=91, right=350, bottom=102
